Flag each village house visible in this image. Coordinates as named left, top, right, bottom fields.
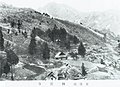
left=45, top=72, right=56, bottom=80
left=54, top=52, right=68, bottom=60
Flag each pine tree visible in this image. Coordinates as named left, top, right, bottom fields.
left=3, top=18, right=7, bottom=23
left=36, top=41, right=43, bottom=58
left=42, top=42, right=50, bottom=60
left=59, top=27, right=67, bottom=42
left=17, top=20, right=22, bottom=33
left=3, top=62, right=10, bottom=77
left=46, top=29, right=54, bottom=41
left=78, top=42, right=86, bottom=57
left=10, top=20, right=15, bottom=28
left=0, top=28, right=4, bottom=51
left=5, top=49, right=19, bottom=65
left=28, top=37, right=36, bottom=55
left=65, top=40, right=70, bottom=50
left=29, top=27, right=37, bottom=55
left=31, top=27, right=36, bottom=38
left=51, top=24, right=59, bottom=42
left=81, top=63, right=87, bottom=76
left=73, top=35, right=79, bottom=44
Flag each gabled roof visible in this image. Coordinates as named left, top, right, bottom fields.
left=55, top=52, right=68, bottom=58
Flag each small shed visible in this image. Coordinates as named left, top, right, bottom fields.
left=54, top=52, right=68, bottom=60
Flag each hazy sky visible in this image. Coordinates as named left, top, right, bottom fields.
left=0, top=0, right=120, bottom=12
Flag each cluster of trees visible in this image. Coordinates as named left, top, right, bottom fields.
left=5, top=49, right=19, bottom=65
left=28, top=27, right=50, bottom=60
left=4, top=16, right=28, bottom=38
left=0, top=28, right=4, bottom=51
left=10, top=19, right=22, bottom=32
left=0, top=29, right=18, bottom=79
left=3, top=16, right=22, bottom=33
left=42, top=42, right=50, bottom=60
left=3, top=48, right=19, bottom=80
left=46, top=25, right=67, bottom=42
left=0, top=28, right=19, bottom=79
left=67, top=34, right=79, bottom=45
left=45, top=25, right=79, bottom=49
left=28, top=27, right=37, bottom=55
left=43, top=13, right=50, bottom=17
left=0, top=40, right=19, bottom=80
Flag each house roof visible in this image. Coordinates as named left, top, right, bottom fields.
left=55, top=52, right=68, bottom=58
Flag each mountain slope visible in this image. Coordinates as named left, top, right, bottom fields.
left=80, top=10, right=120, bottom=35
left=0, top=4, right=104, bottom=47
left=56, top=18, right=104, bottom=44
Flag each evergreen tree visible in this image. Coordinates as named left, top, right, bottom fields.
left=31, top=27, right=36, bottom=38
left=42, top=42, right=50, bottom=60
left=3, top=18, right=7, bottom=23
left=78, top=42, right=86, bottom=57
left=29, top=27, right=37, bottom=55
left=59, top=27, right=67, bottom=42
left=65, top=40, right=70, bottom=50
left=46, top=29, right=54, bottom=41
left=51, top=24, right=59, bottom=42
left=5, top=49, right=19, bottom=65
left=10, top=20, right=15, bottom=28
left=17, top=20, right=22, bottom=33
left=0, top=28, right=4, bottom=51
left=28, top=37, right=36, bottom=55
left=73, top=35, right=79, bottom=44
left=3, top=62, right=10, bottom=77
left=36, top=41, right=43, bottom=58
left=81, top=63, right=87, bottom=76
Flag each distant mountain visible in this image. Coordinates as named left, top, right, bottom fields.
left=39, top=2, right=86, bottom=23
left=39, top=2, right=120, bottom=36
left=80, top=10, right=120, bottom=36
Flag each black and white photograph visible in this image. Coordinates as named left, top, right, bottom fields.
left=1, top=0, right=120, bottom=86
